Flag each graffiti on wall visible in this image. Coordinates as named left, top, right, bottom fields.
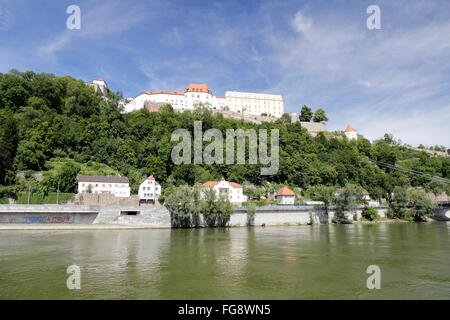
left=23, top=215, right=73, bottom=223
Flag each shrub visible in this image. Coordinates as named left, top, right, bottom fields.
left=165, top=185, right=234, bottom=228
left=388, top=187, right=435, bottom=222
left=361, top=206, right=380, bottom=221
left=246, top=204, right=256, bottom=226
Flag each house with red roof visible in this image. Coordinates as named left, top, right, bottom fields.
left=275, top=186, right=296, bottom=205
left=344, top=124, right=357, bottom=140
left=200, top=179, right=247, bottom=204
left=138, top=175, right=161, bottom=203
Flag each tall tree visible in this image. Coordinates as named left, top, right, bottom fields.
left=299, top=105, right=313, bottom=122
left=313, top=108, right=328, bottom=122
left=0, top=111, right=19, bottom=184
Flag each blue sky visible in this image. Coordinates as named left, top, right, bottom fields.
left=0, top=0, right=449, bottom=147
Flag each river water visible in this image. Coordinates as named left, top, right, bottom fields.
left=0, top=222, right=449, bottom=299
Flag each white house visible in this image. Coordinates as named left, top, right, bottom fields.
left=362, top=189, right=371, bottom=201
left=275, top=186, right=296, bottom=205
left=363, top=189, right=380, bottom=207
left=138, top=175, right=161, bottom=202
left=123, top=83, right=284, bottom=117
left=77, top=175, right=130, bottom=197
left=200, top=180, right=247, bottom=204
left=344, top=124, right=358, bottom=140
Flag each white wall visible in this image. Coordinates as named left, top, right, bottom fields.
left=225, top=91, right=284, bottom=118
left=345, top=131, right=358, bottom=140
left=277, top=195, right=295, bottom=205
left=138, top=179, right=161, bottom=200
left=124, top=88, right=284, bottom=117
left=202, top=181, right=247, bottom=204
left=78, top=182, right=130, bottom=197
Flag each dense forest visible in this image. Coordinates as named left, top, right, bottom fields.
left=0, top=70, right=449, bottom=204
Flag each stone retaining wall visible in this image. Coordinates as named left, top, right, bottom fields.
left=75, top=194, right=140, bottom=206
left=230, top=205, right=388, bottom=226
left=93, top=206, right=171, bottom=227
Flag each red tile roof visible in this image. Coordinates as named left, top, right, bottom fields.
left=229, top=182, right=243, bottom=188
left=275, top=186, right=295, bottom=196
left=147, top=175, right=155, bottom=180
left=143, top=91, right=184, bottom=95
left=344, top=124, right=356, bottom=132
left=362, top=189, right=370, bottom=195
left=186, top=84, right=211, bottom=94
left=202, top=181, right=219, bottom=187
left=201, top=181, right=242, bottom=188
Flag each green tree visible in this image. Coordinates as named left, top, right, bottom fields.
left=57, top=162, right=80, bottom=193
left=164, top=185, right=197, bottom=228
left=389, top=187, right=434, bottom=222
left=0, top=111, right=19, bottom=184
left=334, top=184, right=365, bottom=223
left=361, top=206, right=379, bottom=221
left=299, top=105, right=313, bottom=122
left=308, top=185, right=336, bottom=218
left=408, top=189, right=434, bottom=222
left=200, top=187, right=218, bottom=227
left=281, top=113, right=292, bottom=124
left=313, top=108, right=328, bottom=122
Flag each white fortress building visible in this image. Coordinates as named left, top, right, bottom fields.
left=124, top=83, right=284, bottom=118
left=86, top=78, right=108, bottom=96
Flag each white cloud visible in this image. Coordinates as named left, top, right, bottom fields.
left=263, top=4, right=450, bottom=147
left=291, top=11, right=313, bottom=33
left=40, top=1, right=148, bottom=54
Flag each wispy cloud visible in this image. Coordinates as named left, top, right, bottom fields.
left=1, top=0, right=449, bottom=147
left=260, top=2, right=450, bottom=146
left=40, top=1, right=148, bottom=54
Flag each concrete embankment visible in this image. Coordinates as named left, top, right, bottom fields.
left=0, top=204, right=171, bottom=228
left=0, top=204, right=447, bottom=229
left=230, top=205, right=389, bottom=226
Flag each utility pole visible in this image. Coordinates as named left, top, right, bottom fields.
left=56, top=181, right=60, bottom=204
left=27, top=183, right=31, bottom=205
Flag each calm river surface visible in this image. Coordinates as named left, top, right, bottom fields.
left=0, top=222, right=449, bottom=299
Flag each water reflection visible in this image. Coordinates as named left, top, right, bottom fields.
left=0, top=223, right=449, bottom=299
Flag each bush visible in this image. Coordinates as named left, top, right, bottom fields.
left=165, top=185, right=234, bottom=228
left=389, top=187, right=435, bottom=222
left=246, top=203, right=256, bottom=226
left=361, top=206, right=380, bottom=221
left=164, top=185, right=197, bottom=228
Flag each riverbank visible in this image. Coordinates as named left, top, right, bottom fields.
left=1, top=218, right=445, bottom=230
left=0, top=224, right=169, bottom=230
left=0, top=204, right=448, bottom=229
